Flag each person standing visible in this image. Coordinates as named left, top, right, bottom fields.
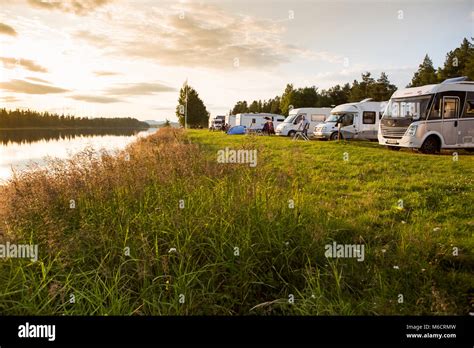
left=297, top=115, right=310, bottom=137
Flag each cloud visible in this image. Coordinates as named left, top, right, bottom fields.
left=118, top=6, right=291, bottom=70
left=0, top=96, right=21, bottom=103
left=69, top=95, right=121, bottom=103
left=25, top=76, right=51, bottom=84
left=76, top=3, right=341, bottom=70
left=0, top=23, right=17, bottom=36
left=93, top=70, right=120, bottom=76
left=0, top=79, right=69, bottom=94
left=27, top=0, right=113, bottom=15
left=75, top=30, right=110, bottom=45
left=105, top=82, right=176, bottom=96
left=0, top=57, right=48, bottom=73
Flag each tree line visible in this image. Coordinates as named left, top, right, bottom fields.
left=0, top=108, right=150, bottom=129
left=230, top=37, right=474, bottom=116
left=230, top=72, right=396, bottom=116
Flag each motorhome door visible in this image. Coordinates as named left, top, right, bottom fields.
left=340, top=113, right=356, bottom=138
left=459, top=95, right=474, bottom=146
left=441, top=96, right=460, bottom=146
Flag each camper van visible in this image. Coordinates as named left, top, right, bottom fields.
left=378, top=77, right=474, bottom=153
left=313, top=99, right=386, bottom=140
left=235, top=113, right=286, bottom=130
left=275, top=108, right=332, bottom=137
left=209, top=115, right=225, bottom=130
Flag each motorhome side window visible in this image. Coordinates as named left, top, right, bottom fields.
left=442, top=98, right=459, bottom=119
left=363, top=111, right=376, bottom=124
left=463, top=100, right=474, bottom=118
left=429, top=95, right=442, bottom=120
left=294, top=114, right=305, bottom=124
left=341, top=114, right=354, bottom=126
left=311, top=114, right=326, bottom=122
left=252, top=118, right=256, bottom=123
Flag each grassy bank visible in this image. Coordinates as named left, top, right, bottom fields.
left=0, top=128, right=472, bottom=315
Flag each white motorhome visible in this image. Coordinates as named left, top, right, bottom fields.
left=378, top=77, right=474, bottom=153
left=209, top=115, right=225, bottom=130
left=225, top=115, right=237, bottom=127
left=276, top=107, right=332, bottom=137
left=313, top=99, right=387, bottom=140
left=235, top=113, right=285, bottom=130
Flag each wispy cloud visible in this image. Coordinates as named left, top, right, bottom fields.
left=27, top=0, right=113, bottom=16
left=104, top=82, right=176, bottom=96
left=0, top=57, right=48, bottom=73
left=93, top=71, right=120, bottom=76
left=74, top=30, right=110, bottom=46
left=0, top=23, right=17, bottom=36
left=25, top=76, right=51, bottom=84
left=0, top=79, right=69, bottom=94
left=69, top=95, right=121, bottom=103
left=0, top=96, right=21, bottom=103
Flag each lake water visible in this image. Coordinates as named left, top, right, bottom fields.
left=0, top=128, right=156, bottom=183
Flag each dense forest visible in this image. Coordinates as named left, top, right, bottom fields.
left=0, top=108, right=150, bottom=129
left=230, top=37, right=474, bottom=116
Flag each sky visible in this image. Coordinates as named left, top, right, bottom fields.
left=0, top=0, right=472, bottom=122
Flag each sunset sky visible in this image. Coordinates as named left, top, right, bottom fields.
left=0, top=0, right=472, bottom=122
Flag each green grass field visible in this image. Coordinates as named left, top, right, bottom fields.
left=0, top=128, right=472, bottom=315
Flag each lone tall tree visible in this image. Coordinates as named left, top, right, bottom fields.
left=176, top=83, right=209, bottom=128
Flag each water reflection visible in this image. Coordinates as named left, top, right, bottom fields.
left=0, top=128, right=146, bottom=145
left=0, top=128, right=156, bottom=183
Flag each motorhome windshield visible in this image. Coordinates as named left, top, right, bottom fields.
left=283, top=114, right=296, bottom=123
left=327, top=113, right=354, bottom=122
left=383, top=95, right=433, bottom=120
left=326, top=114, right=340, bottom=122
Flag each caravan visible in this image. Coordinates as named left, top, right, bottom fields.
left=313, top=99, right=386, bottom=140
left=275, top=108, right=332, bottom=137
left=235, top=113, right=285, bottom=130
left=225, top=115, right=237, bottom=127
left=378, top=77, right=474, bottom=153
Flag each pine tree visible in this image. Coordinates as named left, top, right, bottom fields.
left=437, top=38, right=474, bottom=81
left=373, top=72, right=397, bottom=101
left=280, top=84, right=295, bottom=115
left=175, top=83, right=209, bottom=128
left=408, top=54, right=438, bottom=87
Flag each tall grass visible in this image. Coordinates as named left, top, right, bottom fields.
left=0, top=128, right=472, bottom=315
